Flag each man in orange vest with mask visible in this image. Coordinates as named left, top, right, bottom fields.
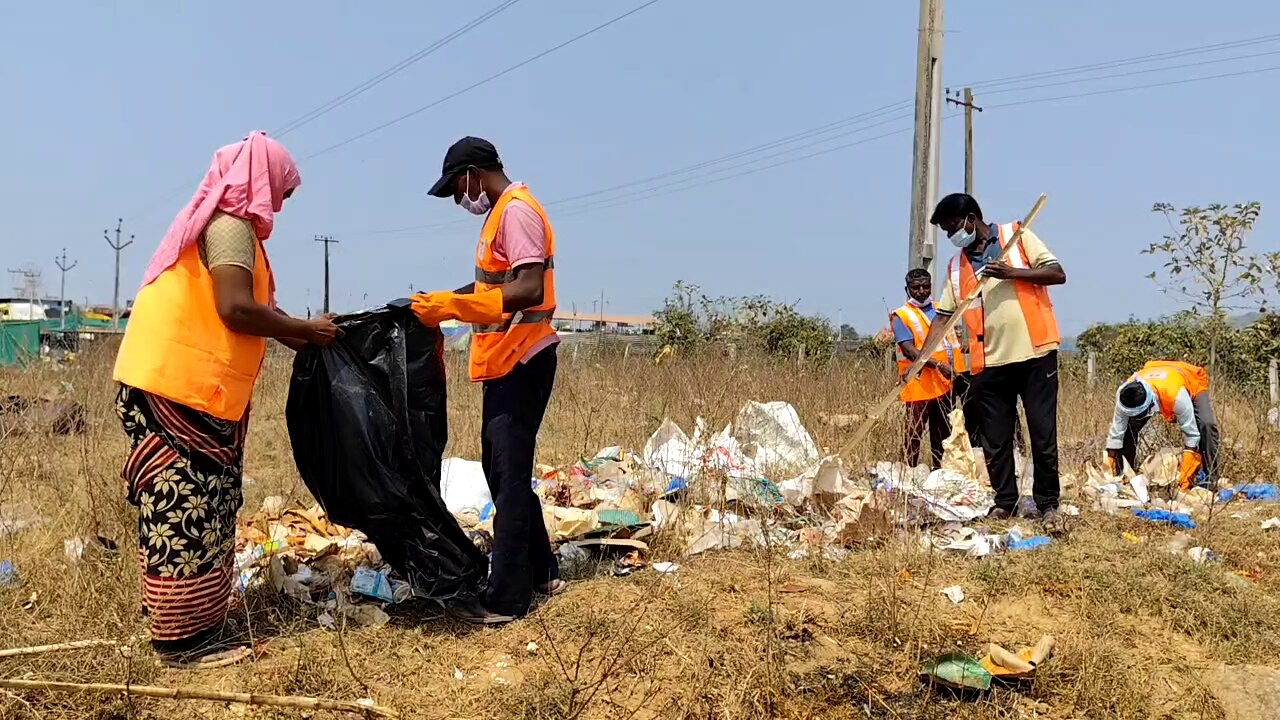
left=891, top=268, right=963, bottom=468
left=1105, top=360, right=1218, bottom=489
left=413, top=137, right=562, bottom=624
left=922, top=193, right=1068, bottom=535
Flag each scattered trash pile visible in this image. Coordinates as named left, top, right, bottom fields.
left=922, top=635, right=1056, bottom=692
left=442, top=402, right=1040, bottom=566
left=234, top=498, right=402, bottom=628
left=1080, top=448, right=1280, bottom=564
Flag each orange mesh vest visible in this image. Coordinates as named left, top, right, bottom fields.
left=1133, top=360, right=1209, bottom=421
left=113, top=239, right=272, bottom=422
left=948, top=222, right=1060, bottom=375
left=891, top=303, right=965, bottom=402
left=469, top=186, right=557, bottom=382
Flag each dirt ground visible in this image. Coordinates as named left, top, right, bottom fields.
left=3, top=342, right=1280, bottom=719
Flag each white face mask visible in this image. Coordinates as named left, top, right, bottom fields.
left=907, top=296, right=931, bottom=308
left=949, top=215, right=977, bottom=248
left=459, top=171, right=491, bottom=216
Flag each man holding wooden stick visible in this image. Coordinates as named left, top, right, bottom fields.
left=923, top=193, right=1068, bottom=535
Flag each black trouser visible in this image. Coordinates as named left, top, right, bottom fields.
left=974, top=351, right=1060, bottom=512
left=481, top=346, right=559, bottom=616
left=904, top=396, right=951, bottom=469
left=1119, top=391, right=1220, bottom=482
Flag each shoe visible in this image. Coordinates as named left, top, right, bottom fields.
left=448, top=600, right=516, bottom=626
left=986, top=507, right=1013, bottom=521
left=537, top=579, right=568, bottom=596
left=1016, top=501, right=1042, bottom=520
left=1041, top=509, right=1068, bottom=537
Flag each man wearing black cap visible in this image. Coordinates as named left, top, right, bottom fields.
left=413, top=137, right=563, bottom=624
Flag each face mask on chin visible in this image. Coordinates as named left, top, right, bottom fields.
left=459, top=171, right=491, bottom=216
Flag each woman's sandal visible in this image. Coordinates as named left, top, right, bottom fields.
left=159, top=645, right=253, bottom=670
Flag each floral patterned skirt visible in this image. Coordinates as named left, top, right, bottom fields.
left=116, top=385, right=247, bottom=643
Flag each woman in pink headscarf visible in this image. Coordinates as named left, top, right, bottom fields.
left=113, top=131, right=338, bottom=668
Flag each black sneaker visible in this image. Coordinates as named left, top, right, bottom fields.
left=987, top=507, right=1013, bottom=521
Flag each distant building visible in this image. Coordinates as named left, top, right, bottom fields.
left=553, top=312, right=655, bottom=335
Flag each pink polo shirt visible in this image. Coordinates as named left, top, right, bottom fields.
left=494, top=182, right=559, bottom=363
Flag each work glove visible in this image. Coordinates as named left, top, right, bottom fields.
left=410, top=289, right=504, bottom=327
left=1105, top=450, right=1122, bottom=477
left=1177, top=449, right=1203, bottom=491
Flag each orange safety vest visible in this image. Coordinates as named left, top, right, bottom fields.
left=113, top=239, right=272, bottom=422
left=892, top=303, right=964, bottom=402
left=1132, top=360, right=1209, bottom=421
left=469, top=185, right=557, bottom=382
left=948, top=221, right=1059, bottom=375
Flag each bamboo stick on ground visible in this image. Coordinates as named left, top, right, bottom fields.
left=842, top=194, right=1049, bottom=456
left=0, top=640, right=119, bottom=659
left=0, top=678, right=400, bottom=719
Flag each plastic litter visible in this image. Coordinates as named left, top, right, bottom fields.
left=1262, top=517, right=1280, bottom=531
left=1007, top=536, right=1051, bottom=551
left=287, top=301, right=487, bottom=602
left=1218, top=484, right=1280, bottom=503
left=978, top=635, right=1055, bottom=681
left=941, top=585, right=965, bottom=604
left=1188, top=547, right=1220, bottom=564
left=1134, top=508, right=1197, bottom=529
left=350, top=566, right=395, bottom=603
left=653, top=561, right=680, bottom=574
left=556, top=542, right=593, bottom=579
left=63, top=535, right=120, bottom=564
left=0, top=560, right=17, bottom=588
left=921, top=652, right=992, bottom=691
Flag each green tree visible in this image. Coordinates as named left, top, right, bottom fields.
left=1145, top=202, right=1265, bottom=370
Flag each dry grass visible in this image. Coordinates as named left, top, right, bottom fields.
left=2, top=340, right=1280, bottom=719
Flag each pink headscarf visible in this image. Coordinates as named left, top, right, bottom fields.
left=140, top=131, right=301, bottom=291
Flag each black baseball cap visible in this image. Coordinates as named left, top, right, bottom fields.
left=427, top=136, right=503, bottom=198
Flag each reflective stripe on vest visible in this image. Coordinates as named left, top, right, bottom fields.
left=475, top=256, right=556, bottom=285
left=112, top=240, right=272, bottom=421
left=468, top=185, right=558, bottom=382
left=947, top=221, right=1059, bottom=375
left=892, top=303, right=962, bottom=402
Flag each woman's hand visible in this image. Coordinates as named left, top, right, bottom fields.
left=305, top=314, right=341, bottom=347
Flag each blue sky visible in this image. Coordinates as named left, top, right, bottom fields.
left=2, top=1, right=1277, bottom=334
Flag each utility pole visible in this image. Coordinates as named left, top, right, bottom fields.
left=314, top=235, right=338, bottom=314
left=907, top=0, right=945, bottom=283
left=103, top=218, right=134, bottom=332
left=946, top=87, right=983, bottom=194
left=55, top=248, right=77, bottom=330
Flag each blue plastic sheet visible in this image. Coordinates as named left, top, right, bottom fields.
left=1133, top=508, right=1197, bottom=529
left=1217, top=484, right=1280, bottom=503
left=1008, top=536, right=1052, bottom=551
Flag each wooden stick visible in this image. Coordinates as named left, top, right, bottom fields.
left=842, top=194, right=1049, bottom=455
left=0, top=678, right=399, bottom=719
left=0, top=640, right=119, bottom=659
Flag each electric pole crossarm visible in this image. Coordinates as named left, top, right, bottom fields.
left=946, top=87, right=983, bottom=195
left=104, top=218, right=134, bottom=332
left=314, top=235, right=339, bottom=314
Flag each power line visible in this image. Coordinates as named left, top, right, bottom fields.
left=272, top=0, right=526, bottom=137
left=979, top=48, right=1280, bottom=97
left=302, top=0, right=665, bottom=161
left=353, top=104, right=916, bottom=236
left=984, top=63, right=1280, bottom=110
left=549, top=99, right=915, bottom=206
left=960, top=32, right=1280, bottom=90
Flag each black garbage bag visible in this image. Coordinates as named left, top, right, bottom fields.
left=286, top=299, right=487, bottom=602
